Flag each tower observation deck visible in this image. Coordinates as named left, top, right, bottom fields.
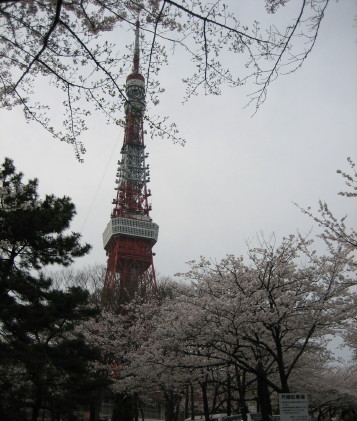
left=103, top=21, right=159, bottom=297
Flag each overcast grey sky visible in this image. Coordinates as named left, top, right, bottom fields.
left=1, top=0, right=356, bottom=279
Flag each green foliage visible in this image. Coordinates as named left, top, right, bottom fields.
left=0, top=158, right=106, bottom=421
left=0, top=157, right=91, bottom=275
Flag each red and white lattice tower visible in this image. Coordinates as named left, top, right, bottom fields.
left=103, top=21, right=159, bottom=295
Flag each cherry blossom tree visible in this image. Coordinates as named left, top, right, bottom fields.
left=81, top=278, right=242, bottom=421
left=297, top=157, right=357, bottom=364
left=0, top=0, right=335, bottom=160
left=81, top=281, right=193, bottom=421
left=296, top=157, right=357, bottom=264
left=344, top=298, right=357, bottom=362
left=290, top=356, right=357, bottom=418
left=82, top=229, right=355, bottom=420
left=170, top=233, right=355, bottom=420
left=76, top=225, right=355, bottom=421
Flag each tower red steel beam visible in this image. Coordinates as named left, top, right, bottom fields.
left=103, top=21, right=159, bottom=297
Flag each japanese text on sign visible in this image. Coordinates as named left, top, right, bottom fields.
left=279, top=393, right=309, bottom=421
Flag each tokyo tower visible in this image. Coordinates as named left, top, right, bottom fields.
left=103, top=21, right=159, bottom=299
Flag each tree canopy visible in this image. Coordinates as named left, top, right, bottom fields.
left=0, top=158, right=106, bottom=421
left=0, top=0, right=334, bottom=160
left=82, top=232, right=356, bottom=421
left=3, top=156, right=354, bottom=420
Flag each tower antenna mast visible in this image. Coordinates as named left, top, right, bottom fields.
left=133, top=20, right=140, bottom=74
left=103, top=20, right=159, bottom=302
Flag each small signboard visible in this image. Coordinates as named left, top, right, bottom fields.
left=279, top=393, right=309, bottom=421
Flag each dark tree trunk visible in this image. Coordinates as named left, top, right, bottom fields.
left=235, top=366, right=248, bottom=421
left=274, top=331, right=290, bottom=393
left=165, top=390, right=176, bottom=421
left=89, top=401, right=98, bottom=421
left=226, top=374, right=232, bottom=416
left=191, top=384, right=195, bottom=420
left=256, top=362, right=272, bottom=421
left=185, top=385, right=189, bottom=419
left=138, top=397, right=145, bottom=421
left=112, top=394, right=134, bottom=421
left=200, top=381, right=210, bottom=421
left=134, top=393, right=139, bottom=421
left=31, top=394, right=42, bottom=421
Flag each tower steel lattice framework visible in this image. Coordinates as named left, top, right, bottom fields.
left=103, top=21, right=159, bottom=295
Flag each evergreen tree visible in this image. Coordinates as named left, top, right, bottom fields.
left=0, top=158, right=107, bottom=421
